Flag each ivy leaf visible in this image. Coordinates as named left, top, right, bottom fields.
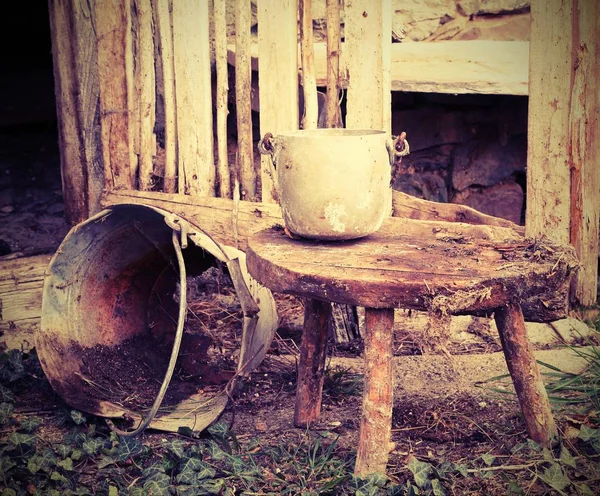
left=175, top=470, right=198, bottom=486
left=82, top=438, right=104, bottom=456
left=143, top=473, right=171, bottom=496
left=108, top=486, right=119, bottom=496
left=8, top=431, right=36, bottom=448
left=164, top=438, right=188, bottom=459
left=559, top=446, right=577, bottom=468
left=578, top=424, right=600, bottom=442
left=50, top=471, right=69, bottom=484
left=27, top=449, right=58, bottom=474
left=129, top=488, right=145, bottom=496
left=431, top=478, right=446, bottom=496
left=116, top=436, right=144, bottom=461
left=56, top=444, right=71, bottom=458
left=71, top=448, right=83, bottom=461
left=197, top=478, right=224, bottom=494
left=539, top=462, right=570, bottom=493
left=20, top=416, right=42, bottom=433
left=0, top=349, right=25, bottom=382
left=1, top=489, right=17, bottom=496
left=70, top=410, right=87, bottom=425
left=0, top=402, right=14, bottom=424
left=454, top=464, right=468, bottom=477
left=0, top=384, right=14, bottom=402
left=0, top=457, right=17, bottom=474
left=481, top=453, right=496, bottom=466
left=57, top=457, right=74, bottom=471
left=407, top=455, right=433, bottom=488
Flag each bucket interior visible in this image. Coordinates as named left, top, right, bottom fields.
left=38, top=204, right=275, bottom=430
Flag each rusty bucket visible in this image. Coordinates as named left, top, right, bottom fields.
left=37, top=204, right=277, bottom=433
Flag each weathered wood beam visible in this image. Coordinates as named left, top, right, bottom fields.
left=325, top=0, right=342, bottom=128
left=299, top=0, right=318, bottom=129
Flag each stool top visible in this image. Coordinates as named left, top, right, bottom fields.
left=246, top=217, right=577, bottom=315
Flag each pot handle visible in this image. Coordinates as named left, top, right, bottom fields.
left=387, top=132, right=410, bottom=186
left=258, top=132, right=280, bottom=201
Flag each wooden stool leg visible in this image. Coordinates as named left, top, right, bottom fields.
left=494, top=302, right=557, bottom=446
left=355, top=307, right=395, bottom=477
left=294, top=299, right=331, bottom=428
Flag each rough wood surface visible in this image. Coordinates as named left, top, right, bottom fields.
left=0, top=255, right=52, bottom=350
left=354, top=308, right=394, bottom=476
left=257, top=0, right=299, bottom=202
left=49, top=0, right=103, bottom=223
left=325, top=0, right=342, bottom=128
left=214, top=0, right=231, bottom=199
left=568, top=0, right=599, bottom=305
left=153, top=0, right=177, bottom=193
left=494, top=303, right=557, bottom=446
left=234, top=0, right=257, bottom=200
left=172, top=0, right=214, bottom=196
left=344, top=0, right=390, bottom=131
left=94, top=0, right=134, bottom=190
left=294, top=299, right=331, bottom=428
left=228, top=41, right=529, bottom=96
left=299, top=0, right=318, bottom=129
left=246, top=219, right=577, bottom=319
left=134, top=0, right=156, bottom=191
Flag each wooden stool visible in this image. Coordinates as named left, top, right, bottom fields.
left=246, top=217, right=577, bottom=476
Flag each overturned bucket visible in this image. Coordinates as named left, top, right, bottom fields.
left=37, top=204, right=278, bottom=433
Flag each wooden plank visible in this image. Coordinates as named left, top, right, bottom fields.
left=94, top=0, right=134, bottom=190
left=344, top=0, right=390, bottom=131
left=0, top=255, right=52, bottom=351
left=172, top=0, right=214, bottom=196
left=235, top=0, right=257, bottom=200
left=214, top=0, right=231, bottom=199
left=257, top=0, right=299, bottom=203
left=228, top=41, right=530, bottom=96
left=48, top=0, right=103, bottom=224
left=568, top=1, right=599, bottom=305
left=153, top=0, right=177, bottom=193
left=299, top=0, right=318, bottom=129
left=525, top=0, right=572, bottom=244
left=325, top=0, right=342, bottom=128
left=134, top=0, right=156, bottom=191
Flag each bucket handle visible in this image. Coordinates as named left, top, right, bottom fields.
left=258, top=132, right=280, bottom=201
left=387, top=132, right=410, bottom=186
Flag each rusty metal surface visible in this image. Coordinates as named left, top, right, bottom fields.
left=38, top=204, right=278, bottom=433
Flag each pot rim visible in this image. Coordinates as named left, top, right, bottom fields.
left=275, top=128, right=386, bottom=138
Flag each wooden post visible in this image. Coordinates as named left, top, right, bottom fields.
left=294, top=299, right=331, bottom=428
left=214, top=0, right=231, bottom=199
left=48, top=0, right=103, bottom=223
left=134, top=0, right=156, bottom=191
left=299, top=0, right=318, bottom=129
left=355, top=308, right=394, bottom=476
left=527, top=0, right=599, bottom=304
left=494, top=302, right=557, bottom=447
left=235, top=0, right=257, bottom=201
left=172, top=0, right=214, bottom=196
left=94, top=0, right=134, bottom=191
left=153, top=0, right=177, bottom=193
left=325, top=0, right=342, bottom=128
left=568, top=1, right=600, bottom=305
left=344, top=0, right=392, bottom=132
left=257, top=0, right=299, bottom=203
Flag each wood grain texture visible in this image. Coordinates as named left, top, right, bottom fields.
left=299, top=0, right=318, bottom=129
left=568, top=0, right=599, bottom=305
left=495, top=303, right=557, bottom=446
left=172, top=0, right=214, bottom=196
left=0, top=255, right=52, bottom=350
left=235, top=0, right=257, bottom=200
left=344, top=0, right=390, bottom=131
left=325, top=0, right=342, bottom=128
left=526, top=0, right=572, bottom=243
left=294, top=299, right=331, bottom=427
left=134, top=0, right=156, bottom=191
left=94, top=0, right=134, bottom=190
left=257, top=0, right=299, bottom=202
left=354, top=308, right=394, bottom=476
left=246, top=219, right=577, bottom=319
left=214, top=0, right=231, bottom=199
left=153, top=0, right=177, bottom=193
left=228, top=41, right=529, bottom=96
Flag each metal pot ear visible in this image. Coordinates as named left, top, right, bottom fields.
left=258, top=132, right=281, bottom=202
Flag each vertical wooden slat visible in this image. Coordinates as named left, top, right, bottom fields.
left=299, top=0, right=318, bottom=129
left=526, top=0, right=572, bottom=244
left=325, top=0, right=342, bottom=128
left=134, top=0, right=156, bottom=191
left=49, top=0, right=103, bottom=223
left=153, top=0, right=177, bottom=193
left=172, top=0, right=214, bottom=196
left=94, top=0, right=134, bottom=190
left=214, top=0, right=231, bottom=199
left=569, top=1, right=599, bottom=305
left=344, top=0, right=391, bottom=132
left=257, top=0, right=299, bottom=203
left=235, top=0, right=257, bottom=200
